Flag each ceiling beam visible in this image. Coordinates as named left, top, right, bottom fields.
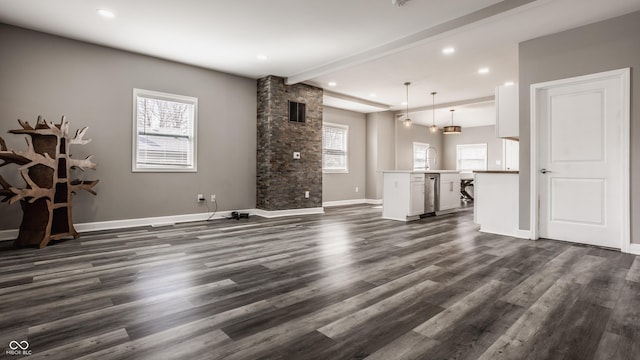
left=285, top=0, right=537, bottom=85
left=323, top=90, right=392, bottom=110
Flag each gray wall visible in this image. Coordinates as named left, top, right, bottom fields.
left=518, top=11, right=640, bottom=244
left=395, top=121, right=443, bottom=170
left=442, top=125, right=504, bottom=171
left=365, top=111, right=395, bottom=200
left=322, top=106, right=366, bottom=202
left=0, top=24, right=257, bottom=229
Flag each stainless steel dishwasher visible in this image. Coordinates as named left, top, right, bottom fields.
left=424, top=173, right=440, bottom=214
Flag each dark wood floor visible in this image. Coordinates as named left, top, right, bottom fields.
left=1, top=205, right=639, bottom=360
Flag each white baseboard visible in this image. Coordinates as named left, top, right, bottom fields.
left=0, top=208, right=251, bottom=241
left=0, top=229, right=18, bottom=241
left=0, top=207, right=329, bottom=241
left=479, top=226, right=527, bottom=239
left=323, top=199, right=367, bottom=207
left=516, top=229, right=532, bottom=239
left=627, top=243, right=640, bottom=255
left=322, top=199, right=383, bottom=207
left=252, top=207, right=324, bottom=218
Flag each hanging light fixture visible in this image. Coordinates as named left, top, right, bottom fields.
left=443, top=109, right=462, bottom=134
left=403, top=82, right=412, bottom=127
left=429, top=91, right=438, bottom=133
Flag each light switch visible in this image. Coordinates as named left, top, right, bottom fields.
left=293, top=152, right=301, bottom=159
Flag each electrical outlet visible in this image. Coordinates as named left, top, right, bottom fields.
left=197, top=194, right=205, bottom=202
left=211, top=194, right=216, bottom=202
left=355, top=186, right=359, bottom=193
left=305, top=191, right=309, bottom=198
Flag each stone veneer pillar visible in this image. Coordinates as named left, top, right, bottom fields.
left=256, top=75, right=323, bottom=211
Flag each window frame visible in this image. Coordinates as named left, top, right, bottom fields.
left=322, top=122, right=349, bottom=173
left=132, top=88, right=198, bottom=173
left=413, top=142, right=430, bottom=171
left=456, top=143, right=488, bottom=172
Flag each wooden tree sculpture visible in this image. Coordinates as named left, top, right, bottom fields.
left=0, top=116, right=98, bottom=248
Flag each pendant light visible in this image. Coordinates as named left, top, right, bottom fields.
left=429, top=91, right=438, bottom=133
left=403, top=82, right=412, bottom=127
left=443, top=109, right=462, bottom=134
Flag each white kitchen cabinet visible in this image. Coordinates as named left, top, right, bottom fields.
left=495, top=84, right=519, bottom=139
left=439, top=173, right=461, bottom=211
left=409, top=174, right=425, bottom=216
left=382, top=172, right=419, bottom=221
left=383, top=171, right=460, bottom=221
left=474, top=171, right=523, bottom=238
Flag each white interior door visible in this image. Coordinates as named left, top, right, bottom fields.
left=535, top=69, right=629, bottom=249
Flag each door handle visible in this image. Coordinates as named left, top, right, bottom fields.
left=540, top=168, right=552, bottom=174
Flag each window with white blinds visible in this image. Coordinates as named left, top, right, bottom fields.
left=413, top=142, right=430, bottom=171
left=322, top=123, right=348, bottom=173
left=133, top=89, right=197, bottom=172
left=456, top=143, right=488, bottom=172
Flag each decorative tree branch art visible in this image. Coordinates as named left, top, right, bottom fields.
left=0, top=116, right=98, bottom=248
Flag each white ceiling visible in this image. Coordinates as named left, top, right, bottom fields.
left=1, top=0, right=639, bottom=128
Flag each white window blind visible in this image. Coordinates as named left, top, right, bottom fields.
left=133, top=89, right=197, bottom=172
left=413, top=142, right=429, bottom=171
left=456, top=143, right=488, bottom=172
left=322, top=123, right=348, bottom=172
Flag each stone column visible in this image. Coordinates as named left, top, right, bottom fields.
left=256, top=76, right=323, bottom=211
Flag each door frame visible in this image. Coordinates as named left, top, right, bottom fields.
left=529, top=68, right=630, bottom=252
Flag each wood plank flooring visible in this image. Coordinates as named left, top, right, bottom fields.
left=1, top=205, right=639, bottom=359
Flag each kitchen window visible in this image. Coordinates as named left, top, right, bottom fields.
left=456, top=143, right=487, bottom=172
left=132, top=88, right=197, bottom=172
left=322, top=123, right=348, bottom=173
left=413, top=142, right=430, bottom=171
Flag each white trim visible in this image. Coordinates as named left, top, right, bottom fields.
left=323, top=199, right=367, bottom=207
left=456, top=143, right=488, bottom=172
left=516, top=229, right=532, bottom=240
left=0, top=207, right=323, bottom=241
left=0, top=229, right=18, bottom=241
left=253, top=207, right=324, bottom=218
left=412, top=142, right=430, bottom=171
left=366, top=198, right=383, bottom=205
left=322, top=122, right=349, bottom=173
left=479, top=227, right=531, bottom=240
left=132, top=88, right=198, bottom=173
left=628, top=244, right=640, bottom=256
left=529, top=68, right=631, bottom=252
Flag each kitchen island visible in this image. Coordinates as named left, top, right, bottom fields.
left=473, top=170, right=527, bottom=238
left=382, top=170, right=460, bottom=221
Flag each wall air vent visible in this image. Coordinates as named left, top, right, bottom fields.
left=289, top=101, right=306, bottom=123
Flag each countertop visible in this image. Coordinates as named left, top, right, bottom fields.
left=382, top=170, right=460, bottom=174
left=473, top=170, right=519, bottom=174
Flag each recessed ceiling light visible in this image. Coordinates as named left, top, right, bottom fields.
left=504, top=81, right=515, bottom=86
left=370, top=93, right=377, bottom=98
left=328, top=81, right=337, bottom=87
left=442, top=47, right=455, bottom=55
left=478, top=67, right=490, bottom=75
left=97, top=9, right=115, bottom=18
left=257, top=54, right=268, bottom=61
